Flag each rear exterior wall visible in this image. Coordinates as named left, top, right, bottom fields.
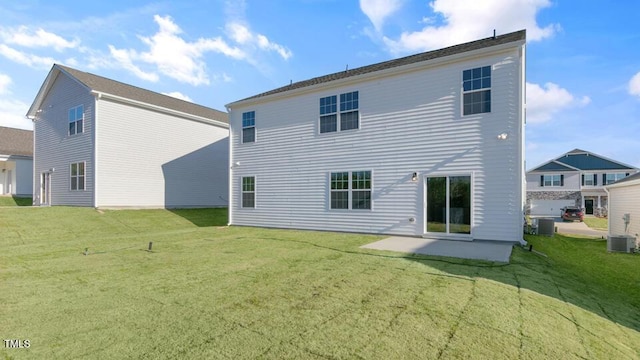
left=230, top=47, right=524, bottom=241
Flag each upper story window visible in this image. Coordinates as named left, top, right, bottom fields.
left=583, top=173, right=597, bottom=186
left=320, top=91, right=359, bottom=133
left=604, top=173, right=628, bottom=185
left=330, top=170, right=371, bottom=210
left=68, top=105, right=84, bottom=135
left=70, top=162, right=85, bottom=191
left=242, top=111, right=255, bottom=143
left=540, top=174, right=563, bottom=187
left=462, top=66, right=491, bottom=116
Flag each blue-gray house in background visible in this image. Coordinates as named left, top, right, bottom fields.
left=526, top=149, right=639, bottom=216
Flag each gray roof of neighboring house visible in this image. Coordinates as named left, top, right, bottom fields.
left=529, top=149, right=637, bottom=172
left=230, top=29, right=526, bottom=105
left=35, top=64, right=228, bottom=124
left=0, top=126, right=33, bottom=157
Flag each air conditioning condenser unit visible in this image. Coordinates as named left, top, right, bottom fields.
left=607, top=235, right=636, bottom=253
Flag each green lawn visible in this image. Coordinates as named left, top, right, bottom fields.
left=1, top=207, right=638, bottom=359
left=0, top=195, right=32, bottom=206
left=583, top=216, right=608, bottom=230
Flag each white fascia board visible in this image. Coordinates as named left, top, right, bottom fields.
left=227, top=40, right=525, bottom=110
left=91, top=91, right=229, bottom=129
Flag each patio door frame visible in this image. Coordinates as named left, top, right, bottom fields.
left=423, top=172, right=473, bottom=241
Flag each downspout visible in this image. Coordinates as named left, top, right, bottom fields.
left=604, top=186, right=610, bottom=236
left=93, top=93, right=100, bottom=208
left=227, top=106, right=233, bottom=226
left=519, top=42, right=528, bottom=247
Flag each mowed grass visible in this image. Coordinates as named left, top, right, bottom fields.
left=0, top=196, right=32, bottom=206
left=583, top=216, right=609, bottom=230
left=1, top=207, right=639, bottom=359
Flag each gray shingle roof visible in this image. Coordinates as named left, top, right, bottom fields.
left=231, top=29, right=526, bottom=104
left=0, top=126, right=33, bottom=157
left=55, top=65, right=228, bottom=124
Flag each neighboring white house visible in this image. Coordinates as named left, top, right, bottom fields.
left=606, top=172, right=640, bottom=248
left=27, top=64, right=229, bottom=208
left=0, top=126, right=33, bottom=197
left=226, top=30, right=526, bottom=242
left=526, top=149, right=638, bottom=217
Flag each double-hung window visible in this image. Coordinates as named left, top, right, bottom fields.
left=330, top=171, right=371, bottom=210
left=242, top=111, right=255, bottom=143
left=462, top=66, right=491, bottom=115
left=242, top=176, right=255, bottom=208
left=583, top=173, right=596, bottom=186
left=70, top=162, right=85, bottom=191
left=320, top=91, right=359, bottom=133
left=69, top=105, right=84, bottom=135
left=605, top=173, right=627, bottom=185
left=541, top=174, right=562, bottom=187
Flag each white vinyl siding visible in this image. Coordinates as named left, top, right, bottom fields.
left=230, top=46, right=524, bottom=241
left=95, top=99, right=228, bottom=208
left=33, top=73, right=94, bottom=206
left=607, top=182, right=640, bottom=244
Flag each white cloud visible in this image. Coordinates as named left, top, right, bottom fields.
left=359, top=0, right=404, bottom=32
left=0, top=26, right=79, bottom=52
left=0, top=44, right=56, bottom=69
left=162, top=91, right=192, bottom=102
left=109, top=15, right=290, bottom=85
left=526, top=82, right=589, bottom=123
left=226, top=22, right=292, bottom=60
left=377, top=0, right=558, bottom=53
left=110, top=15, right=246, bottom=85
left=0, top=73, right=11, bottom=95
left=629, top=71, right=640, bottom=97
left=0, top=98, right=32, bottom=130
left=108, top=45, right=159, bottom=82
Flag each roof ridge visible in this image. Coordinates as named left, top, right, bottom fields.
left=229, top=29, right=526, bottom=105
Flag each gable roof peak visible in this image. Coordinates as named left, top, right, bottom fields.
left=28, top=64, right=228, bottom=126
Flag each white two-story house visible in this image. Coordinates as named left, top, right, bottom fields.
left=226, top=30, right=526, bottom=243
left=526, top=149, right=638, bottom=216
left=27, top=64, right=229, bottom=208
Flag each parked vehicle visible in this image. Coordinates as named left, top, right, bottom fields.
left=561, top=206, right=584, bottom=222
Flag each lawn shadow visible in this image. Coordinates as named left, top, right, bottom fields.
left=402, top=245, right=640, bottom=334
left=168, top=208, right=228, bottom=227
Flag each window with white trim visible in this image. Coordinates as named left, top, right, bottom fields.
left=242, top=111, right=255, bottom=143
left=320, top=91, right=359, bottom=133
left=605, top=173, right=627, bottom=185
left=242, top=176, right=255, bottom=208
left=330, top=171, right=371, bottom=210
left=70, top=162, right=85, bottom=191
left=462, top=66, right=491, bottom=115
left=583, top=173, right=596, bottom=186
left=68, top=105, right=84, bottom=135
left=541, top=174, right=562, bottom=187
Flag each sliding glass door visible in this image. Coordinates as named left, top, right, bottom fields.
left=426, top=175, right=471, bottom=235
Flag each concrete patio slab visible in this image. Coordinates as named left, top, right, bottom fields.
left=361, top=236, right=514, bottom=263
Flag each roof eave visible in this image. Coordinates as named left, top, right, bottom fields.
left=226, top=36, right=525, bottom=109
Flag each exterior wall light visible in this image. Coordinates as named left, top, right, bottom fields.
left=411, top=172, right=418, bottom=182
left=497, top=133, right=508, bottom=140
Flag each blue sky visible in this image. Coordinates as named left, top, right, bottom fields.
left=1, top=0, right=639, bottom=169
